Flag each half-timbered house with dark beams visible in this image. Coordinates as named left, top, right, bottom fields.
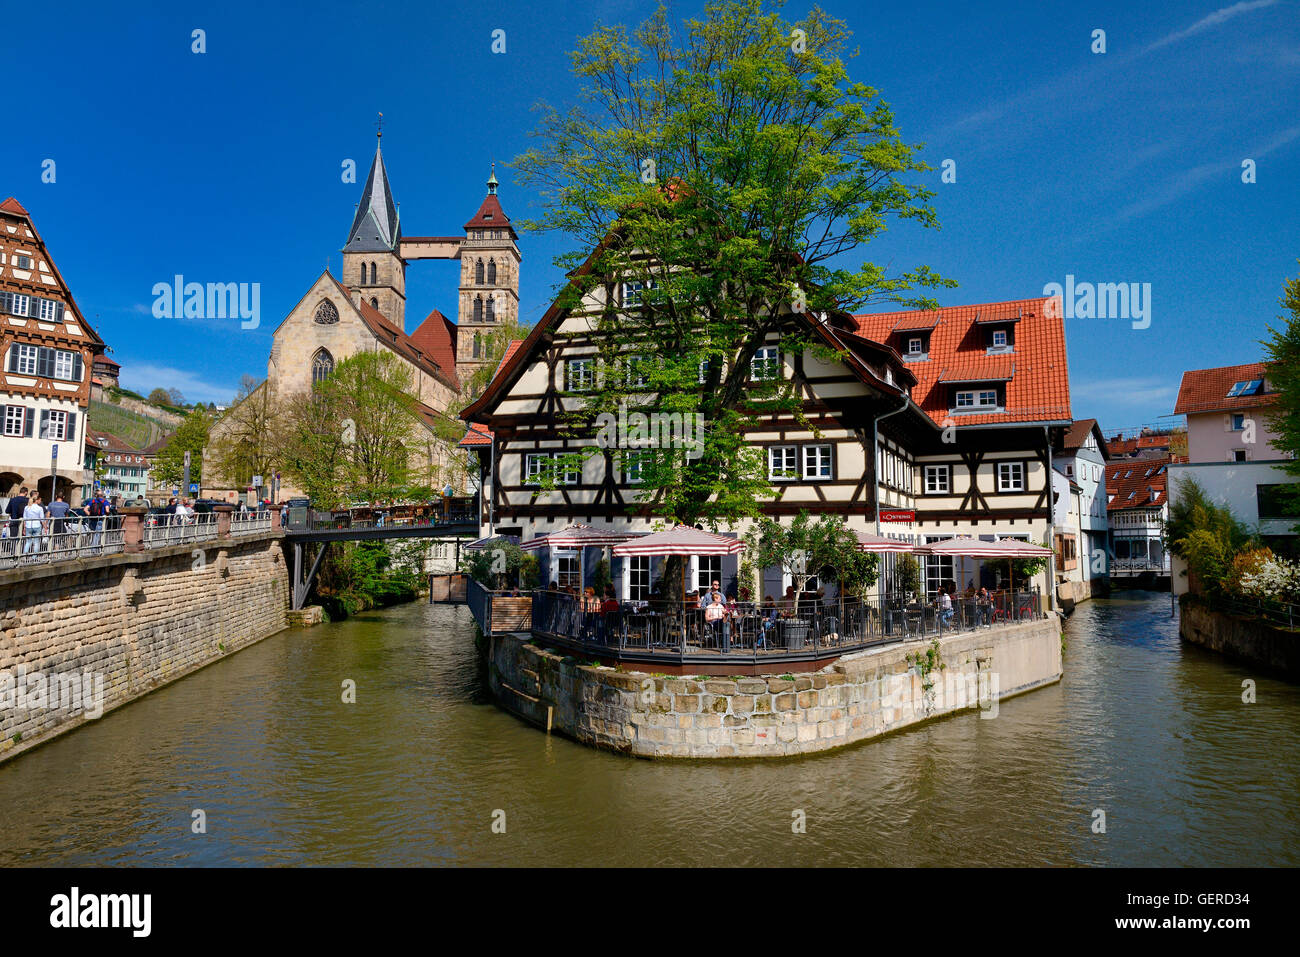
left=461, top=246, right=1072, bottom=603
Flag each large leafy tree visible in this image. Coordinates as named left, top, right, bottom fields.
left=280, top=351, right=423, bottom=506
left=745, top=511, right=868, bottom=615
left=512, top=0, right=951, bottom=527
left=152, top=408, right=211, bottom=487
left=208, top=375, right=281, bottom=489
left=1261, top=263, right=1300, bottom=525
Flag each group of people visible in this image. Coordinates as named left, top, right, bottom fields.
left=2, top=487, right=116, bottom=555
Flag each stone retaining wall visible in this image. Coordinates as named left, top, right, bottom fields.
left=488, top=614, right=1062, bottom=758
left=1180, top=598, right=1300, bottom=679
left=0, top=534, right=289, bottom=762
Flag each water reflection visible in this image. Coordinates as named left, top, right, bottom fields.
left=0, top=592, right=1296, bottom=866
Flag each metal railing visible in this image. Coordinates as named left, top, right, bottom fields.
left=0, top=517, right=126, bottom=569
left=528, top=589, right=1043, bottom=662
left=142, top=512, right=219, bottom=547
left=230, top=511, right=273, bottom=536
left=1112, top=558, right=1171, bottom=573
left=1196, top=594, right=1300, bottom=631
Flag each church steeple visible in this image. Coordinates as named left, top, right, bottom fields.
left=342, top=123, right=407, bottom=329
left=344, top=137, right=401, bottom=253
left=456, top=165, right=520, bottom=375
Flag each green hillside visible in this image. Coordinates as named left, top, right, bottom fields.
left=88, top=400, right=170, bottom=449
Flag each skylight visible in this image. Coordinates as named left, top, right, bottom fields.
left=1227, top=378, right=1264, bottom=397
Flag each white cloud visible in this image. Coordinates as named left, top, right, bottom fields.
left=1072, top=377, right=1177, bottom=407
left=117, top=362, right=238, bottom=405
left=1144, top=0, right=1281, bottom=54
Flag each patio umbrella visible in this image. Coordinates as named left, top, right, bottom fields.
left=612, top=525, right=744, bottom=648
left=522, top=523, right=634, bottom=591
left=915, top=536, right=1052, bottom=599
left=854, top=530, right=922, bottom=608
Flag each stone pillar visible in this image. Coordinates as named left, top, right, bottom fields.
left=120, top=506, right=147, bottom=553
left=214, top=504, right=234, bottom=539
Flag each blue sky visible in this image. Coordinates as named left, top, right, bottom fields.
left=3, top=0, right=1297, bottom=434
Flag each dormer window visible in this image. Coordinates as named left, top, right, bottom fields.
left=985, top=325, right=1014, bottom=354
left=953, top=388, right=998, bottom=411
left=1226, top=378, right=1263, bottom=397
left=908, top=337, right=922, bottom=355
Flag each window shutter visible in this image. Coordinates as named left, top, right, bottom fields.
left=65, top=412, right=77, bottom=443
left=22, top=406, right=33, bottom=437
left=72, top=354, right=83, bottom=381
left=39, top=409, right=50, bottom=439
left=6, top=347, right=15, bottom=373
left=37, top=348, right=53, bottom=379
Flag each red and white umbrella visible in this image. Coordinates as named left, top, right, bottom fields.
left=521, top=523, right=633, bottom=550
left=611, top=524, right=743, bottom=557
left=914, top=536, right=1052, bottom=595
left=854, top=530, right=919, bottom=553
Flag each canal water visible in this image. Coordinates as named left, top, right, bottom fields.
left=1, top=591, right=1297, bottom=866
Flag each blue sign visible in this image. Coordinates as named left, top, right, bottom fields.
left=172, top=489, right=180, bottom=497
left=189, top=483, right=199, bottom=494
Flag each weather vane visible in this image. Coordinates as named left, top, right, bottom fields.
left=376, top=111, right=383, bottom=141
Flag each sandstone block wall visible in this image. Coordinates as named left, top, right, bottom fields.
left=488, top=615, right=1063, bottom=758
left=0, top=535, right=289, bottom=762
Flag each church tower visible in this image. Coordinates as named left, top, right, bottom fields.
left=456, top=165, right=520, bottom=379
left=342, top=133, right=406, bottom=329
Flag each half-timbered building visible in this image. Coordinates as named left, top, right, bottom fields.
left=461, top=257, right=1072, bottom=603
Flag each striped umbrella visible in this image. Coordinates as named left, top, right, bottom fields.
left=854, top=531, right=920, bottom=553
left=520, top=523, right=633, bottom=550
left=611, top=524, right=744, bottom=557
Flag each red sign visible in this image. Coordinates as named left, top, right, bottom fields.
left=879, top=509, right=915, bottom=523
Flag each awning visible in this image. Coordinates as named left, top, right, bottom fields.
left=612, top=524, right=744, bottom=557
left=464, top=535, right=519, bottom=551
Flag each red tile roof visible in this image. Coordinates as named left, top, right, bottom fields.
left=1105, top=455, right=1172, bottom=511
left=464, top=194, right=515, bottom=235
left=328, top=275, right=458, bottom=392
left=459, top=425, right=494, bottom=448
left=937, top=355, right=1016, bottom=383
left=1173, top=362, right=1273, bottom=416
left=409, top=308, right=460, bottom=391
left=0, top=196, right=28, bottom=216
left=1062, top=418, right=1107, bottom=456
left=853, top=296, right=1070, bottom=426
left=892, top=313, right=941, bottom=332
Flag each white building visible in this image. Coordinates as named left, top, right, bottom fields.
left=1053, top=418, right=1111, bottom=600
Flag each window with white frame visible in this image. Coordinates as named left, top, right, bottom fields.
left=908, top=337, right=923, bottom=355
left=751, top=345, right=780, bottom=381
left=992, top=329, right=1008, bottom=349
left=924, top=464, right=950, bottom=494
left=954, top=388, right=998, bottom=410
left=621, top=450, right=646, bottom=484
left=15, top=255, right=32, bottom=269
left=3, top=405, right=24, bottom=436
left=555, top=551, right=581, bottom=589
left=997, top=461, right=1025, bottom=492
left=697, top=555, right=722, bottom=593
left=13, top=344, right=37, bottom=375
left=41, top=409, right=69, bottom=441
left=768, top=445, right=797, bottom=480
left=38, top=298, right=64, bottom=322
left=803, top=445, right=832, bottom=480
left=2, top=292, right=30, bottom=317
left=567, top=358, right=594, bottom=392
left=53, top=349, right=74, bottom=380
left=629, top=556, right=651, bottom=601
left=622, top=279, right=656, bottom=307
left=524, top=453, right=549, bottom=485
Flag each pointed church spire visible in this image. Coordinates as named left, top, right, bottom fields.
left=344, top=129, right=400, bottom=253
left=487, top=162, right=498, bottom=195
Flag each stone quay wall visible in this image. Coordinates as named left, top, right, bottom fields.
left=1180, top=597, right=1300, bottom=680
left=488, top=614, right=1062, bottom=759
left=0, top=533, right=289, bottom=762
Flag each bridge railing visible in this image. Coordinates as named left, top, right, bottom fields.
left=142, top=513, right=219, bottom=548
left=230, top=511, right=273, bottom=536
left=0, top=517, right=126, bottom=569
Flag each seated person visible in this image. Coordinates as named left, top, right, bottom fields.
left=939, top=588, right=954, bottom=623
left=600, top=585, right=619, bottom=614
left=758, top=596, right=779, bottom=647
left=703, top=592, right=727, bottom=644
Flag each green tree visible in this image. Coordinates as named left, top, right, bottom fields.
left=147, top=387, right=171, bottom=406
left=208, top=376, right=281, bottom=490
left=512, top=0, right=951, bottom=527
left=745, top=511, right=863, bottom=616
left=1261, top=262, right=1300, bottom=525
left=152, top=409, right=210, bottom=487
left=1166, top=478, right=1254, bottom=596
left=280, top=351, right=424, bottom=506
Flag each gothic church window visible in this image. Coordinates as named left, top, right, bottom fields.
left=312, top=348, right=334, bottom=384
left=473, top=296, right=483, bottom=322
left=475, top=259, right=484, bottom=284
left=313, top=300, right=339, bottom=325
left=370, top=297, right=379, bottom=309
left=472, top=334, right=481, bottom=359
left=486, top=296, right=495, bottom=322
left=487, top=259, right=496, bottom=283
